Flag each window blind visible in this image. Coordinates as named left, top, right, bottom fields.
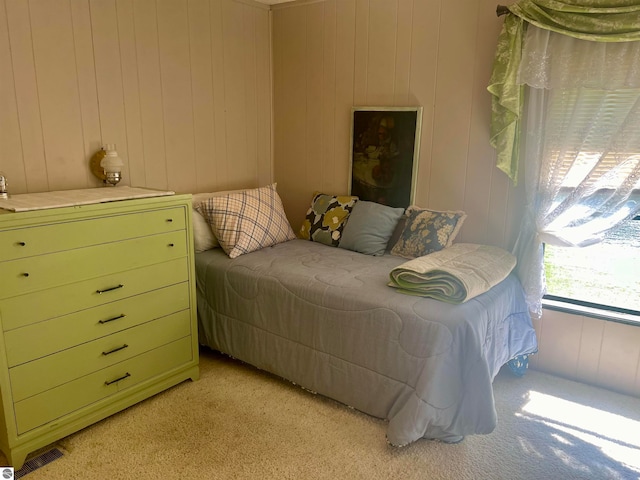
left=544, top=88, right=640, bottom=189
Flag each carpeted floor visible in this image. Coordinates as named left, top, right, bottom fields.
left=3, top=347, right=640, bottom=479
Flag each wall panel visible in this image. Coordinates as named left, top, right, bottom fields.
left=459, top=0, right=501, bottom=245
left=116, top=0, right=146, bottom=188
left=255, top=7, right=272, bottom=187
left=575, top=316, right=604, bottom=382
left=366, top=0, right=396, bottom=106
left=241, top=3, right=259, bottom=187
left=304, top=2, right=324, bottom=199
left=90, top=0, right=130, bottom=186
left=319, top=0, right=336, bottom=196
left=332, top=0, right=356, bottom=198
left=407, top=0, right=439, bottom=210
left=536, top=309, right=582, bottom=379
left=222, top=0, right=249, bottom=189
left=70, top=0, right=102, bottom=188
left=273, top=5, right=308, bottom=219
left=428, top=0, right=474, bottom=211
left=133, top=0, right=168, bottom=190
left=353, top=0, right=369, bottom=107
left=393, top=0, right=412, bottom=106
left=598, top=322, right=640, bottom=393
left=157, top=0, right=197, bottom=193
left=30, top=0, right=86, bottom=191
left=189, top=0, right=215, bottom=192
left=0, top=0, right=28, bottom=193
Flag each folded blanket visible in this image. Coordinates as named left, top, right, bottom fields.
left=388, top=243, right=517, bottom=303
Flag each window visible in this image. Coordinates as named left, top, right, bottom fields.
left=544, top=214, right=640, bottom=315
left=489, top=24, right=640, bottom=316
left=539, top=86, right=640, bottom=316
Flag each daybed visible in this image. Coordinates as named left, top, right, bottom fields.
left=192, top=186, right=538, bottom=446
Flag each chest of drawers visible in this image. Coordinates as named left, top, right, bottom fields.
left=0, top=192, right=199, bottom=468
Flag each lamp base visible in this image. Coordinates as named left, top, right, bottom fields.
left=105, top=172, right=122, bottom=186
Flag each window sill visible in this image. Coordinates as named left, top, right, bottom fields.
left=542, top=298, right=640, bottom=327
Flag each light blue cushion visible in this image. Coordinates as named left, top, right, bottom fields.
left=338, top=201, right=404, bottom=256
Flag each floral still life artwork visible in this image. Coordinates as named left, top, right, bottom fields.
left=349, top=107, right=422, bottom=209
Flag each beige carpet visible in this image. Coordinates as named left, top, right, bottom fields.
left=4, top=347, right=640, bottom=480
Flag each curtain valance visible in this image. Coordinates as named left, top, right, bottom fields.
left=488, top=0, right=640, bottom=184
left=520, top=26, right=640, bottom=89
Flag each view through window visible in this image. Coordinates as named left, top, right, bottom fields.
left=544, top=215, right=640, bottom=314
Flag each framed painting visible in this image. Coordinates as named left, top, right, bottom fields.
left=349, top=106, right=422, bottom=209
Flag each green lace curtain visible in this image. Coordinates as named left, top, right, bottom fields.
left=487, top=0, right=640, bottom=185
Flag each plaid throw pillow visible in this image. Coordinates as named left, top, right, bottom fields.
left=195, top=184, right=296, bottom=258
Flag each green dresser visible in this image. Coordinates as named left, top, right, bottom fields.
left=0, top=190, right=199, bottom=468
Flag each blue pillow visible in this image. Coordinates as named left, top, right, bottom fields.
left=338, top=201, right=404, bottom=256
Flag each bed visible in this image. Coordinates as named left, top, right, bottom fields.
left=195, top=238, right=538, bottom=446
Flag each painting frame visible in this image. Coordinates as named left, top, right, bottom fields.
left=348, top=106, right=423, bottom=209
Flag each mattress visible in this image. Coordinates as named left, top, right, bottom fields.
left=195, top=239, right=538, bottom=446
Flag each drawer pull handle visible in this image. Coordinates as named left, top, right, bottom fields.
left=99, top=314, right=126, bottom=325
left=168, top=243, right=174, bottom=247
left=166, top=218, right=173, bottom=223
left=105, top=372, right=131, bottom=386
left=22, top=273, right=29, bottom=277
left=17, top=241, right=26, bottom=246
left=96, top=284, right=124, bottom=294
left=102, top=344, right=129, bottom=356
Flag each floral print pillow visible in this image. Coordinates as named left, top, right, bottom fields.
left=390, top=206, right=467, bottom=259
left=299, top=192, right=358, bottom=247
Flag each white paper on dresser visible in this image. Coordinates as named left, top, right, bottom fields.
left=0, top=187, right=175, bottom=212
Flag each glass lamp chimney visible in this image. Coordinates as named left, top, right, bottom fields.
left=100, top=144, right=124, bottom=186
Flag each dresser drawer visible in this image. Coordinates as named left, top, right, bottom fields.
left=0, top=206, right=185, bottom=262
left=14, top=336, right=193, bottom=434
left=0, top=230, right=187, bottom=299
left=0, top=258, right=189, bottom=331
left=10, top=310, right=191, bottom=401
left=5, top=282, right=191, bottom=367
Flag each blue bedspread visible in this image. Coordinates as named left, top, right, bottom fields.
left=195, top=239, right=538, bottom=446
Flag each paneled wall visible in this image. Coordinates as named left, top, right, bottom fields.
left=0, top=0, right=272, bottom=195
left=272, top=0, right=525, bottom=251
left=531, top=310, right=640, bottom=398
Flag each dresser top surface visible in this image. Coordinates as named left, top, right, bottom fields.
left=0, top=187, right=175, bottom=213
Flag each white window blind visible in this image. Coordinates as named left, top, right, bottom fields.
left=545, top=88, right=640, bottom=190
